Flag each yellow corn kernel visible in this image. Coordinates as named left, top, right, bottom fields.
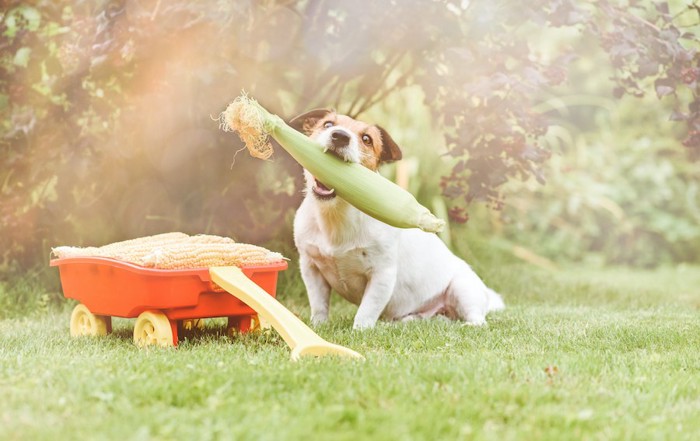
left=141, top=243, right=283, bottom=269
left=52, top=233, right=284, bottom=269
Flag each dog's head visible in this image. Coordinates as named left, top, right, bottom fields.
left=289, top=109, right=402, bottom=201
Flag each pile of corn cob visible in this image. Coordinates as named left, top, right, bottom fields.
left=52, top=232, right=285, bottom=269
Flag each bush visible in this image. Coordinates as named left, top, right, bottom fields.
left=1, top=0, right=699, bottom=278
left=497, top=93, right=700, bottom=266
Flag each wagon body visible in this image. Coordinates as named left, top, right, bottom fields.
left=51, top=257, right=287, bottom=345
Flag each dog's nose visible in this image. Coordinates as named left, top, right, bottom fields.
left=330, top=130, right=350, bottom=148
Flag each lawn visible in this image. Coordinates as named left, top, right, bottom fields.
left=1, top=254, right=699, bottom=441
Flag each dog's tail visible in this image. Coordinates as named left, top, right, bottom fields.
left=486, top=287, right=505, bottom=312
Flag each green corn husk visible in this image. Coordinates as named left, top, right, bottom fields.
left=219, top=94, right=445, bottom=233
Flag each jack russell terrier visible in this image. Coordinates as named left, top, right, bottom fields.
left=289, top=109, right=504, bottom=330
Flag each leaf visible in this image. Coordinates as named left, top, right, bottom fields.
left=442, top=185, right=463, bottom=199
left=610, top=42, right=637, bottom=59
left=668, top=111, right=687, bottom=121
left=690, top=101, right=700, bottom=114
left=654, top=2, right=670, bottom=15
left=637, top=61, right=659, bottom=78
left=533, top=168, right=546, bottom=185
left=20, top=6, right=42, bottom=31
left=3, top=6, right=42, bottom=38
left=13, top=47, right=31, bottom=68
left=522, top=67, right=547, bottom=86
left=677, top=48, right=696, bottom=62
left=659, top=27, right=681, bottom=42
left=567, top=9, right=588, bottom=25
left=654, top=78, right=675, bottom=98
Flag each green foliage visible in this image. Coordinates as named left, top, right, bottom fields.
left=494, top=92, right=700, bottom=266
left=0, top=266, right=62, bottom=319
left=437, top=0, right=700, bottom=215
left=1, top=0, right=699, bottom=279
left=1, top=1, right=305, bottom=274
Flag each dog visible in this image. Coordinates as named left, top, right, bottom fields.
left=289, top=109, right=504, bottom=329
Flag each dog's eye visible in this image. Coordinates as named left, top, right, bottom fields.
left=362, top=134, right=372, bottom=145
left=323, top=121, right=334, bottom=129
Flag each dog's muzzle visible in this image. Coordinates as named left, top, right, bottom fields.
left=311, top=129, right=354, bottom=200
left=330, top=130, right=350, bottom=149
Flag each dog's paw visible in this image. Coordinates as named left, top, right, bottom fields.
left=400, top=314, right=420, bottom=322
left=462, top=313, right=487, bottom=327
left=352, top=317, right=377, bottom=330
left=310, top=313, right=328, bottom=326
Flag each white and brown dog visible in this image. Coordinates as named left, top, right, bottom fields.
left=289, top=109, right=504, bottom=330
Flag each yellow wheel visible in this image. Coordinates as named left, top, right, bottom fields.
left=250, top=314, right=271, bottom=331
left=133, top=311, right=175, bottom=348
left=70, top=304, right=108, bottom=337
left=227, top=315, right=269, bottom=336
left=182, top=319, right=205, bottom=332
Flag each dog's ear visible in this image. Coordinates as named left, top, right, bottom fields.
left=377, top=126, right=403, bottom=163
left=289, top=108, right=333, bottom=135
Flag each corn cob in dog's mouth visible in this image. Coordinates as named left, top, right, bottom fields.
left=219, top=93, right=445, bottom=233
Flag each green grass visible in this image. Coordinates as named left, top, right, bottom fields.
left=2, top=258, right=699, bottom=441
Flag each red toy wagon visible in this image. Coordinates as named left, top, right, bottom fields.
left=51, top=256, right=287, bottom=347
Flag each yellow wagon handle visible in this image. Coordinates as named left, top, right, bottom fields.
left=209, top=266, right=364, bottom=361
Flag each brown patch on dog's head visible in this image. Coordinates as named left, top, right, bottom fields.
left=376, top=125, right=402, bottom=163
left=289, top=109, right=403, bottom=171
left=289, top=108, right=334, bottom=135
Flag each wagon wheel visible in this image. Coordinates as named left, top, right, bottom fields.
left=251, top=314, right=271, bottom=331
left=227, top=314, right=270, bottom=337
left=70, top=304, right=109, bottom=337
left=178, top=318, right=206, bottom=340
left=182, top=319, right=206, bottom=332
left=133, top=311, right=175, bottom=348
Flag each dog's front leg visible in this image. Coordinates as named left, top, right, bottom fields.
left=353, top=268, right=397, bottom=330
left=299, top=255, right=331, bottom=325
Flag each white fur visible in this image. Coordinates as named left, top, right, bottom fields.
left=293, top=121, right=504, bottom=330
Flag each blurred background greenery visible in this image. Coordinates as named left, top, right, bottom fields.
left=1, top=0, right=699, bottom=314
